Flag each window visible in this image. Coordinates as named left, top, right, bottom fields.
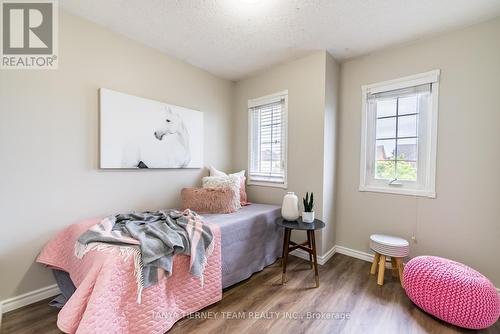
left=359, top=70, right=439, bottom=197
left=248, top=90, right=288, bottom=188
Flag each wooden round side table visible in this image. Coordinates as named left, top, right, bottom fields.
left=275, top=217, right=326, bottom=288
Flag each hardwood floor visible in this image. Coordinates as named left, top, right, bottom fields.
left=2, top=254, right=499, bottom=334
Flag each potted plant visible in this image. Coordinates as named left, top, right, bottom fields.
left=302, top=192, right=315, bottom=223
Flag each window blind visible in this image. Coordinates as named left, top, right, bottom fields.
left=367, top=83, right=431, bottom=101
left=249, top=97, right=286, bottom=184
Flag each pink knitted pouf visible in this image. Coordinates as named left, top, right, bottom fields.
left=403, top=256, right=500, bottom=329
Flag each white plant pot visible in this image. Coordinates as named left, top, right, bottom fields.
left=281, top=192, right=300, bottom=221
left=302, top=211, right=315, bottom=223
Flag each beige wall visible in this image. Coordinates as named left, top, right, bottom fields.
left=336, top=18, right=500, bottom=286
left=321, top=53, right=339, bottom=255
left=233, top=51, right=339, bottom=254
left=0, top=11, right=234, bottom=300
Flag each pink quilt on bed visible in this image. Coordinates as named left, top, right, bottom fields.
left=36, top=218, right=222, bottom=334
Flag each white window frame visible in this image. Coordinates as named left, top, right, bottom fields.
left=247, top=90, right=288, bottom=189
left=359, top=70, right=440, bottom=198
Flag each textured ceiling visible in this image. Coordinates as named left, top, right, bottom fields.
left=61, top=0, right=500, bottom=81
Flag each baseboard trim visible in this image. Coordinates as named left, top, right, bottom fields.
left=290, top=244, right=392, bottom=267
left=336, top=245, right=404, bottom=268
left=1, top=284, right=60, bottom=314
left=334, top=245, right=373, bottom=262
left=290, top=245, right=336, bottom=266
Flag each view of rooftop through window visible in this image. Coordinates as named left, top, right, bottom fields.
left=375, top=95, right=419, bottom=181
left=258, top=102, right=283, bottom=176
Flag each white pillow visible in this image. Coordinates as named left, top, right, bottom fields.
left=202, top=175, right=241, bottom=210
left=209, top=166, right=246, bottom=180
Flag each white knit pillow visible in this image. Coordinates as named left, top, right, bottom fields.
left=202, top=175, right=241, bottom=210
left=209, top=166, right=245, bottom=180
left=209, top=166, right=248, bottom=206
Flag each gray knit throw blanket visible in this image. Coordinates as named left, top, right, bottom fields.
left=75, top=209, right=214, bottom=303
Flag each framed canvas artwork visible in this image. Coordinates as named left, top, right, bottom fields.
left=100, top=88, right=203, bottom=168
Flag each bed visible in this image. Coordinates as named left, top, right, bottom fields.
left=204, top=203, right=283, bottom=288
left=38, top=204, right=282, bottom=333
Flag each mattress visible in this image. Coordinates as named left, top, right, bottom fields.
left=204, top=203, right=283, bottom=288
left=52, top=203, right=283, bottom=299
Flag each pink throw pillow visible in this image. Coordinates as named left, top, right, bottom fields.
left=239, top=176, right=248, bottom=206
left=181, top=187, right=237, bottom=214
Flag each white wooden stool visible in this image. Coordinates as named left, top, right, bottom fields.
left=369, top=234, right=409, bottom=286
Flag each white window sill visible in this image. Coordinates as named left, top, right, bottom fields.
left=247, top=180, right=288, bottom=189
left=359, top=185, right=436, bottom=198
